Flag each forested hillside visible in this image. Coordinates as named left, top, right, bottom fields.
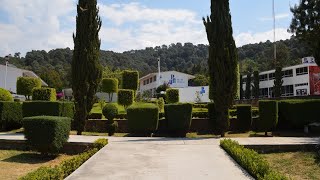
left=0, top=37, right=312, bottom=90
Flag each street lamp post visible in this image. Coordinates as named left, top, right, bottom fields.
left=4, top=54, right=11, bottom=90
left=157, top=57, right=161, bottom=87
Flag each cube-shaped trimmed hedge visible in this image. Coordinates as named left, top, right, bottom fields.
left=164, top=103, right=192, bottom=136
left=118, top=89, right=134, bottom=108
left=166, top=89, right=179, bottom=104
left=0, top=102, right=23, bottom=131
left=23, top=116, right=71, bottom=154
left=22, top=101, right=74, bottom=118
left=236, top=105, right=252, bottom=132
left=127, top=103, right=159, bottom=133
left=122, top=70, right=139, bottom=91
left=257, top=100, right=278, bottom=133
left=32, top=88, right=57, bottom=101
left=102, top=78, right=119, bottom=93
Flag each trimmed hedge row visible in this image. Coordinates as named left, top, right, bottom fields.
left=165, top=103, right=192, bottom=136
left=23, top=116, right=71, bottom=154
left=22, top=101, right=74, bottom=118
left=220, top=139, right=287, bottom=180
left=32, top=88, right=56, bottom=101
left=0, top=102, right=23, bottom=131
left=87, top=113, right=102, bottom=119
left=20, top=138, right=108, bottom=180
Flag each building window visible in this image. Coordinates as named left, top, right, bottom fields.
left=295, top=83, right=308, bottom=87
left=269, top=73, right=275, bottom=80
left=143, top=80, right=146, bottom=85
left=259, top=74, right=268, bottom=81
left=296, top=89, right=307, bottom=96
left=147, top=79, right=149, bottom=84
left=282, top=69, right=293, bottom=78
left=269, top=87, right=274, bottom=98
left=153, top=76, right=156, bottom=82
left=281, top=85, right=294, bottom=97
left=150, top=77, right=153, bottom=83
left=296, top=67, right=308, bottom=76
left=259, top=88, right=269, bottom=98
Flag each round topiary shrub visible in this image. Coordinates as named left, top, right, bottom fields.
left=103, top=103, right=119, bottom=136
left=0, top=88, right=13, bottom=101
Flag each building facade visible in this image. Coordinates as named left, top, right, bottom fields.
left=242, top=57, right=320, bottom=98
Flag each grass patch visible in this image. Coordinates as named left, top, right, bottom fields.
left=0, top=150, right=73, bottom=180
left=262, top=151, right=320, bottom=180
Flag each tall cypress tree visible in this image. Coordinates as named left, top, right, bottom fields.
left=252, top=71, right=260, bottom=99
left=273, top=66, right=283, bottom=98
left=72, top=0, right=102, bottom=135
left=245, top=71, right=252, bottom=99
left=203, top=0, right=238, bottom=137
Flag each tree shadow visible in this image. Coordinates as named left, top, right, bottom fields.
left=2, top=153, right=57, bottom=164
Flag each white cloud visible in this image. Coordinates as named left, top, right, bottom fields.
left=259, top=13, right=290, bottom=21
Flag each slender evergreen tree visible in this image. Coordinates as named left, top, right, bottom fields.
left=240, top=75, right=244, bottom=100
left=252, top=71, right=260, bottom=99
left=273, top=66, right=283, bottom=98
left=245, top=71, right=252, bottom=99
left=203, top=0, right=238, bottom=137
left=72, top=0, right=102, bottom=135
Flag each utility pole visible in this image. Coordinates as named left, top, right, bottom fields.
left=158, top=57, right=161, bottom=86
left=273, top=0, right=277, bottom=63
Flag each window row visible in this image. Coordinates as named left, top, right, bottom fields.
left=143, top=76, right=157, bottom=85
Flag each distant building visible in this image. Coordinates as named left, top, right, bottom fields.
left=242, top=57, right=320, bottom=98
left=0, top=64, right=47, bottom=94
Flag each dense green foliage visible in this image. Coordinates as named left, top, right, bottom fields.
left=164, top=103, right=192, bottom=136
left=220, top=139, right=287, bottom=180
left=258, top=100, right=278, bottom=134
left=32, top=88, right=56, bottom=101
left=0, top=88, right=13, bottom=101
left=188, top=74, right=209, bottom=86
left=20, top=138, right=108, bottom=180
left=102, top=78, right=118, bottom=102
left=118, top=89, right=134, bottom=108
left=203, top=0, right=238, bottom=136
left=22, top=101, right=74, bottom=119
left=252, top=71, right=259, bottom=99
left=289, top=0, right=320, bottom=65
left=274, top=66, right=283, bottom=98
left=158, top=98, right=164, bottom=112
left=240, top=75, right=244, bottom=99
left=127, top=103, right=159, bottom=133
left=72, top=0, right=103, bottom=135
left=0, top=102, right=22, bottom=131
left=236, top=105, right=252, bottom=132
left=245, top=71, right=252, bottom=99
left=103, top=103, right=118, bottom=135
left=165, top=89, right=179, bottom=104
left=17, top=77, right=41, bottom=99
left=39, top=68, right=64, bottom=91
left=122, top=70, right=139, bottom=91
left=23, top=116, right=71, bottom=154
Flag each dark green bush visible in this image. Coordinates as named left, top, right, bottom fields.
left=0, top=102, right=23, bottom=131
left=236, top=105, right=252, bottom=132
left=257, top=101, right=278, bottom=134
left=164, top=103, right=192, bottom=136
left=22, top=101, right=74, bottom=118
left=208, top=102, right=220, bottom=133
left=166, top=89, right=179, bottom=104
left=102, top=78, right=118, bottom=93
left=16, top=77, right=41, bottom=98
left=87, top=113, right=102, bottom=119
left=192, top=111, right=208, bottom=118
left=115, top=113, right=127, bottom=119
left=23, top=116, right=71, bottom=154
left=118, top=89, right=134, bottom=108
left=220, top=139, right=287, bottom=180
left=278, top=100, right=320, bottom=129
left=193, top=103, right=208, bottom=109
left=127, top=103, right=159, bottom=133
left=32, top=88, right=56, bottom=101
left=103, top=103, right=119, bottom=136
left=122, top=70, right=139, bottom=91
left=20, top=138, right=108, bottom=180
left=0, top=88, right=13, bottom=101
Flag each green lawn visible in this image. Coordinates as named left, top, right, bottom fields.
left=262, top=151, right=320, bottom=180
left=0, top=150, right=73, bottom=180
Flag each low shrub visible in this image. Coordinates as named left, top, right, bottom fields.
left=103, top=103, right=119, bottom=136
left=192, top=111, right=208, bottom=118
left=257, top=100, right=278, bottom=135
left=220, top=139, right=287, bottom=180
left=127, top=103, right=159, bottom=133
left=236, top=105, right=252, bottom=132
left=87, top=113, right=102, bottom=119
left=164, top=103, right=192, bottom=136
left=32, top=88, right=56, bottom=101
left=115, top=113, right=127, bottom=119
left=23, top=116, right=71, bottom=154
left=20, top=138, right=108, bottom=180
left=22, top=101, right=74, bottom=118
left=118, top=89, right=134, bottom=108
left=193, top=103, right=208, bottom=109
left=0, top=88, right=13, bottom=101
left=0, top=102, right=23, bottom=131
left=166, top=89, right=179, bottom=104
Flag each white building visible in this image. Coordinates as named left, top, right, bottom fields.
left=242, top=57, right=320, bottom=98
left=0, top=64, right=47, bottom=94
left=139, top=71, right=195, bottom=95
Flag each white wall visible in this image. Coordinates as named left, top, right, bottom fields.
left=177, top=86, right=210, bottom=103
left=96, top=92, right=118, bottom=103
left=0, top=65, right=23, bottom=93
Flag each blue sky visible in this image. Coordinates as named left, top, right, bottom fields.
left=0, top=0, right=300, bottom=57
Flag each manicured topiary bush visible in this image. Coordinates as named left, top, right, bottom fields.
left=257, top=100, right=278, bottom=135
left=166, top=89, right=179, bottom=104
left=236, top=105, right=252, bottom=132
left=164, top=103, right=192, bottom=136
left=22, top=101, right=74, bottom=118
left=0, top=88, right=13, bottom=101
left=118, top=89, right=134, bottom=108
left=0, top=102, right=23, bottom=131
left=158, top=98, right=164, bottom=112
left=16, top=77, right=41, bottom=99
left=102, top=78, right=118, bottom=102
left=23, top=116, right=71, bottom=154
left=32, top=88, right=56, bottom=101
left=103, top=103, right=119, bottom=136
left=122, top=70, right=139, bottom=91
left=87, top=113, right=102, bottom=119
left=127, top=103, right=159, bottom=134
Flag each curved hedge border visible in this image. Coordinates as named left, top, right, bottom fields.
left=20, top=138, right=108, bottom=180
left=220, top=139, right=287, bottom=180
